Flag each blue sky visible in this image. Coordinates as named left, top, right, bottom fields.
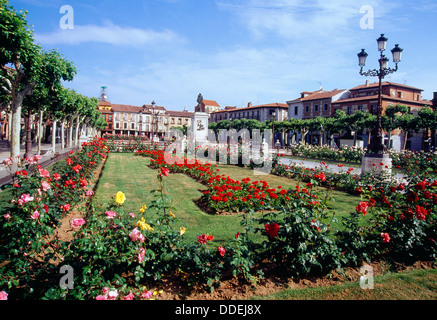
left=11, top=0, right=437, bottom=111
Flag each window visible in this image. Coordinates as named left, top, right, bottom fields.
left=347, top=106, right=352, bottom=115
left=115, top=122, right=120, bottom=129
left=324, top=104, right=329, bottom=111
left=358, top=105, right=363, bottom=111
left=124, top=123, right=128, bottom=129
left=109, top=115, right=112, bottom=121
left=131, top=123, right=135, bottom=129
left=305, top=105, right=309, bottom=113
left=398, top=92, right=403, bottom=98
left=294, top=106, right=298, bottom=115
left=314, top=105, right=319, bottom=112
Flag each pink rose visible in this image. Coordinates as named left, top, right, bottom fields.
left=138, top=247, right=146, bottom=263
left=124, top=292, right=135, bottom=300
left=71, top=218, right=86, bottom=229
left=141, top=290, right=152, bottom=299
left=41, top=181, right=51, bottom=191
left=31, top=210, right=40, bottom=220
left=105, top=211, right=117, bottom=219
left=0, top=291, right=8, bottom=300
left=38, top=168, right=50, bottom=178
left=129, top=228, right=145, bottom=243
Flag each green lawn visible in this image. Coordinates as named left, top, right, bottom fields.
left=252, top=268, right=437, bottom=300
left=93, top=153, right=248, bottom=244
left=93, top=153, right=360, bottom=245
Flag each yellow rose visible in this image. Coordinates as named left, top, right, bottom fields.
left=136, top=217, right=154, bottom=231
left=114, top=191, right=126, bottom=205
left=179, top=227, right=186, bottom=235
left=139, top=205, right=147, bottom=213
left=169, top=211, right=175, bottom=218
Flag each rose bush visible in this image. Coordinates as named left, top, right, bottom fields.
left=0, top=137, right=108, bottom=299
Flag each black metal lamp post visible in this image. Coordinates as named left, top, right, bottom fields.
left=151, top=101, right=156, bottom=141
left=358, top=34, right=403, bottom=155
left=272, top=111, right=276, bottom=146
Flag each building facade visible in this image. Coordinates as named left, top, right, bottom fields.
left=332, top=81, right=432, bottom=150
left=210, top=102, right=288, bottom=123
left=98, top=100, right=193, bottom=139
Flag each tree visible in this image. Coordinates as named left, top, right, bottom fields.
left=22, top=49, right=76, bottom=156
left=0, top=1, right=41, bottom=162
left=396, top=113, right=419, bottom=151
left=382, top=104, right=408, bottom=150
left=418, top=107, right=437, bottom=151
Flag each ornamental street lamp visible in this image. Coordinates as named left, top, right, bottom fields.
left=358, top=34, right=403, bottom=155
left=272, top=111, right=276, bottom=146
left=151, top=100, right=156, bottom=141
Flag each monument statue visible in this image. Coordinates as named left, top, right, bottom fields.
left=195, top=93, right=205, bottom=113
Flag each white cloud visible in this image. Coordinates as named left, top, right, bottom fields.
left=218, top=0, right=391, bottom=41
left=35, top=22, right=183, bottom=47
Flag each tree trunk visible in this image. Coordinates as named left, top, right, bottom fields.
left=403, top=131, right=409, bottom=151
left=24, top=111, right=33, bottom=158
left=51, top=119, right=57, bottom=154
left=61, top=117, right=66, bottom=149
left=74, top=115, right=82, bottom=146
left=68, top=117, right=74, bottom=148
left=36, top=109, right=43, bottom=155
left=10, top=98, right=23, bottom=163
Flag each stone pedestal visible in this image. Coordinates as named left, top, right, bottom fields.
left=190, top=112, right=209, bottom=145
left=361, top=153, right=392, bottom=175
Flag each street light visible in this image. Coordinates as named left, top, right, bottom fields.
left=357, top=34, right=403, bottom=155
left=272, top=111, right=276, bottom=147
left=358, top=34, right=403, bottom=174
left=151, top=101, right=156, bottom=142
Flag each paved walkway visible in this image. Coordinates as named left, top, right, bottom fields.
left=0, top=139, right=78, bottom=187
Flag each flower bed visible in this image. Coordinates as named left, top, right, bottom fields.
left=0, top=137, right=109, bottom=299
left=287, top=144, right=437, bottom=177
left=1, top=141, right=436, bottom=300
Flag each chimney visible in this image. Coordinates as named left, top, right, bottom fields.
left=247, top=102, right=252, bottom=108
left=365, top=80, right=370, bottom=87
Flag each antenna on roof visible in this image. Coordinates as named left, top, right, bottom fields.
left=318, top=81, right=323, bottom=90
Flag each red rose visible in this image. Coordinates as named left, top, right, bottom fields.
left=356, top=201, right=368, bottom=216
left=161, top=167, right=170, bottom=177
left=265, top=223, right=280, bottom=238
left=218, top=246, right=226, bottom=257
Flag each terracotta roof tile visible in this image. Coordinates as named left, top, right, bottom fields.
left=350, top=81, right=423, bottom=92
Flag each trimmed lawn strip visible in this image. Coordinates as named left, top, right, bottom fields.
left=92, top=153, right=247, bottom=244
left=252, top=268, right=437, bottom=300
left=93, top=153, right=360, bottom=245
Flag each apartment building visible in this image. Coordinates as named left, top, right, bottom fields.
left=210, top=102, right=288, bottom=123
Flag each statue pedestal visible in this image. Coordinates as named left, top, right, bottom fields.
left=190, top=112, right=209, bottom=145
left=361, top=153, right=392, bottom=175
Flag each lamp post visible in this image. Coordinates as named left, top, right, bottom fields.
left=272, top=111, right=276, bottom=147
left=151, top=101, right=156, bottom=142
left=358, top=34, right=403, bottom=174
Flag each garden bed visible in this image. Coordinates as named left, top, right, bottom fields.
left=1, top=140, right=436, bottom=300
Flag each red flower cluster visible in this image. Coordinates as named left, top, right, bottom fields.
left=264, top=223, right=280, bottom=238
left=197, top=233, right=213, bottom=245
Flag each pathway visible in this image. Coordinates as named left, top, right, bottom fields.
left=0, top=140, right=79, bottom=187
